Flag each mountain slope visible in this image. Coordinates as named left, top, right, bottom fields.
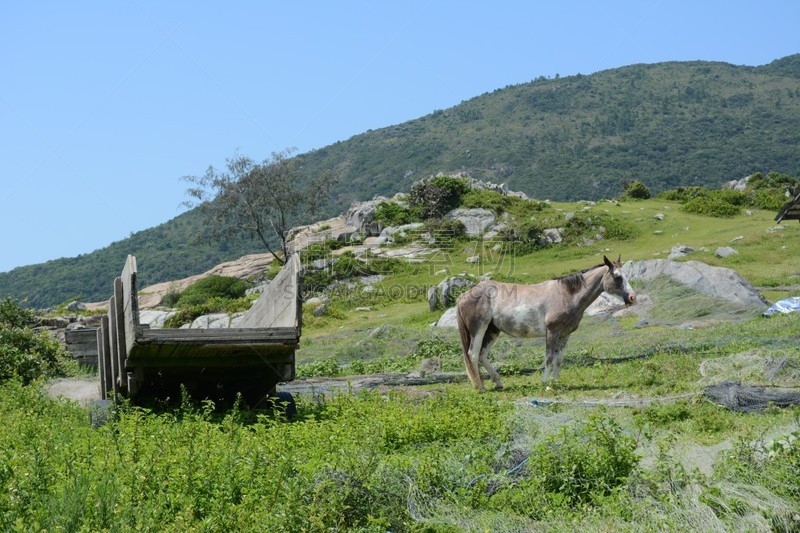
left=302, top=55, right=800, bottom=209
left=2, top=55, right=800, bottom=307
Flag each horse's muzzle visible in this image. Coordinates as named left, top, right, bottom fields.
left=625, top=292, right=637, bottom=306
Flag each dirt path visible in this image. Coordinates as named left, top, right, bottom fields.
left=45, top=377, right=101, bottom=407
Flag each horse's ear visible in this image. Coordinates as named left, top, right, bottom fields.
left=617, top=254, right=622, bottom=264
left=604, top=255, right=614, bottom=270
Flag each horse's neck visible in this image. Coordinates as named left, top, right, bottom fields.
left=571, top=266, right=606, bottom=312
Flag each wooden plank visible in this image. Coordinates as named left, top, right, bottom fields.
left=238, top=253, right=301, bottom=329
left=120, top=255, right=140, bottom=355
left=138, top=327, right=299, bottom=344
left=64, top=328, right=100, bottom=364
left=112, top=276, right=128, bottom=395
left=98, top=315, right=112, bottom=400
left=107, top=295, right=121, bottom=398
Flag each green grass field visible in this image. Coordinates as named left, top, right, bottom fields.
left=2, top=197, right=800, bottom=531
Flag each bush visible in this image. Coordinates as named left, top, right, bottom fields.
left=497, top=220, right=546, bottom=256
left=177, top=276, right=248, bottom=307
left=621, top=180, right=651, bottom=200
left=0, top=298, right=73, bottom=384
left=682, top=195, right=740, bottom=217
left=409, top=176, right=469, bottom=219
left=373, top=201, right=420, bottom=226
left=488, top=413, right=639, bottom=515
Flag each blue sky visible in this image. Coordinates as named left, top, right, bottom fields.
left=1, top=1, right=798, bottom=273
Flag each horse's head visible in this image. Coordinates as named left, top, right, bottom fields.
left=602, top=255, right=637, bottom=306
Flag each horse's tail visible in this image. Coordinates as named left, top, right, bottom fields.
left=456, top=296, right=481, bottom=388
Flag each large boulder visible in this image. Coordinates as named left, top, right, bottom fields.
left=446, top=208, right=496, bottom=236
left=345, top=197, right=388, bottom=236
left=623, top=259, right=768, bottom=308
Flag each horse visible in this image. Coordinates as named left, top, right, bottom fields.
left=456, top=255, right=636, bottom=391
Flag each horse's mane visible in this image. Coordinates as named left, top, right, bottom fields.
left=557, top=263, right=605, bottom=294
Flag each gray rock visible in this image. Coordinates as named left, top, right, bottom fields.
left=542, top=228, right=564, bottom=244
left=245, top=282, right=270, bottom=296
left=312, top=304, right=328, bottom=317
left=345, top=197, right=386, bottom=233
left=668, top=244, right=695, bottom=259
left=66, top=301, right=86, bottom=312
left=190, top=313, right=234, bottom=329
left=305, top=295, right=331, bottom=306
left=138, top=309, right=175, bottom=329
left=433, top=307, right=458, bottom=328
left=466, top=255, right=481, bottom=263
left=622, top=259, right=768, bottom=308
left=445, top=208, right=496, bottom=236
left=427, top=286, right=439, bottom=311
left=715, top=246, right=739, bottom=258
left=436, top=276, right=476, bottom=308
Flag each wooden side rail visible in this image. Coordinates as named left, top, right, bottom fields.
left=98, top=254, right=302, bottom=402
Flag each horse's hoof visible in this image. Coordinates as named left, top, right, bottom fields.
left=494, top=385, right=504, bottom=391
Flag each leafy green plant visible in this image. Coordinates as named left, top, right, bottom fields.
left=409, top=176, right=470, bottom=219
left=177, top=275, right=249, bottom=306
left=0, top=298, right=74, bottom=384
left=621, top=179, right=652, bottom=200
left=373, top=201, right=421, bottom=226
left=682, top=195, right=741, bottom=217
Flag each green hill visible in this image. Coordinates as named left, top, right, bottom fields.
left=302, top=54, right=800, bottom=208
left=2, top=54, right=800, bottom=308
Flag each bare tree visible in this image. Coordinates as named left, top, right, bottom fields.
left=183, top=148, right=337, bottom=264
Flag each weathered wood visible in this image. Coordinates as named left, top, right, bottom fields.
left=112, top=277, right=128, bottom=395
left=98, top=315, right=112, bottom=400
left=238, top=253, right=301, bottom=330
left=99, top=253, right=301, bottom=403
left=120, top=255, right=140, bottom=353
left=64, top=328, right=100, bottom=365
left=107, top=294, right=121, bottom=397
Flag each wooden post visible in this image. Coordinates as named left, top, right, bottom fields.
left=107, top=294, right=121, bottom=398
left=100, top=315, right=113, bottom=401
left=112, top=277, right=128, bottom=396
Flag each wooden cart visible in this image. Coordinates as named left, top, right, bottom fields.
left=97, top=254, right=302, bottom=407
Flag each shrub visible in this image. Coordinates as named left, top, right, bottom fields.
left=373, top=201, right=420, bottom=226
left=409, top=176, right=469, bottom=219
left=497, top=220, right=546, bottom=256
left=177, top=276, right=248, bottom=307
left=0, top=298, right=73, bottom=384
left=621, top=180, right=651, bottom=200
left=423, top=218, right=467, bottom=248
left=657, top=186, right=708, bottom=203
left=682, top=195, right=740, bottom=217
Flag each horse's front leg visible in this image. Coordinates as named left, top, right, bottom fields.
left=551, top=334, right=570, bottom=380
left=542, top=330, right=562, bottom=382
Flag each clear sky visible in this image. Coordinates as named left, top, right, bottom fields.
left=1, top=1, right=798, bottom=273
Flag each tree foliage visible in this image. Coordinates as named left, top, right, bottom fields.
left=0, top=298, right=72, bottom=384
left=183, top=149, right=338, bottom=264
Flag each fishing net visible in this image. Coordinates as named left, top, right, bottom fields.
left=703, top=380, right=800, bottom=412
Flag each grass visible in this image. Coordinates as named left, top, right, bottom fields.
left=5, top=198, right=800, bottom=531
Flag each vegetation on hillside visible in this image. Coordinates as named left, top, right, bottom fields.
left=0, top=298, right=73, bottom=384
left=299, top=55, right=800, bottom=207
left=2, top=171, right=800, bottom=528
left=3, top=55, right=800, bottom=307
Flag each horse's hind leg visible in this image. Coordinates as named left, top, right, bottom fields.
left=467, top=327, right=488, bottom=392
left=479, top=326, right=503, bottom=390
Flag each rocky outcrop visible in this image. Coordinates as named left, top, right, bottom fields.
left=445, top=208, right=496, bottom=236
left=623, top=259, right=768, bottom=308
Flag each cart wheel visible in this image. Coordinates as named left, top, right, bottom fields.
left=270, top=391, right=297, bottom=419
